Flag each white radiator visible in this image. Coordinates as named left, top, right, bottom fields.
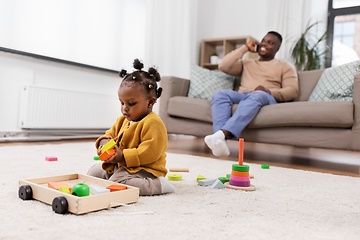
left=19, top=85, right=120, bottom=129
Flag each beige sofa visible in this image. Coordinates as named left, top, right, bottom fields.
left=159, top=69, right=360, bottom=151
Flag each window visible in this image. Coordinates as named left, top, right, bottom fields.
left=326, top=0, right=360, bottom=67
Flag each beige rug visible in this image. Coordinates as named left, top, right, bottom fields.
left=1, top=142, right=360, bottom=240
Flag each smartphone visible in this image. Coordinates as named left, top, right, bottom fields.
left=254, top=44, right=259, bottom=52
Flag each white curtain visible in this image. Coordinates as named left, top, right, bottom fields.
left=145, top=0, right=198, bottom=79
left=266, top=0, right=313, bottom=61
left=0, top=0, right=146, bottom=71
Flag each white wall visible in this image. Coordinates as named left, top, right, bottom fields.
left=0, top=51, right=120, bottom=139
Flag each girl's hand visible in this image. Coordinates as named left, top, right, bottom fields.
left=97, top=139, right=110, bottom=156
left=104, top=145, right=125, bottom=164
left=97, top=137, right=118, bottom=156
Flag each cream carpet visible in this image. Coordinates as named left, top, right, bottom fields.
left=1, top=142, right=360, bottom=240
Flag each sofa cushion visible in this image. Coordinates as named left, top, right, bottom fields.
left=167, top=96, right=213, bottom=123
left=168, top=96, right=354, bottom=128
left=187, top=64, right=235, bottom=101
left=308, top=60, right=360, bottom=102
left=245, top=101, right=354, bottom=129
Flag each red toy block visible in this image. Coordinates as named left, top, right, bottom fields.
left=45, top=156, right=58, bottom=161
left=48, top=182, right=72, bottom=192
left=99, top=149, right=116, bottom=161
left=106, top=184, right=127, bottom=192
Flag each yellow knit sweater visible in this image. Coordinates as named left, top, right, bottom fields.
left=95, top=112, right=168, bottom=177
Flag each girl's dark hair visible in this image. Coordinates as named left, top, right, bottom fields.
left=119, top=59, right=162, bottom=98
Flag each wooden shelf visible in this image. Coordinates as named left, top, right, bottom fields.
left=200, top=36, right=258, bottom=70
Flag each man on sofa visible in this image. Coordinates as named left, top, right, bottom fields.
left=205, top=31, right=299, bottom=157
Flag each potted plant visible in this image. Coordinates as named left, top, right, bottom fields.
left=210, top=51, right=218, bottom=64
left=291, top=21, right=328, bottom=71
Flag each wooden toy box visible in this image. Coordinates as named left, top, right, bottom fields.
left=18, top=173, right=139, bottom=215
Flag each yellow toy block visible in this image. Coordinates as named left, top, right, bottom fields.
left=197, top=175, right=206, bottom=182
left=58, top=186, right=71, bottom=194
left=101, top=139, right=116, bottom=153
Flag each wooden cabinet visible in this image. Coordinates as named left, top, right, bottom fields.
left=200, top=36, right=258, bottom=70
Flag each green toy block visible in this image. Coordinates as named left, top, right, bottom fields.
left=261, top=164, right=270, bottom=169
left=197, top=175, right=207, bottom=182
left=94, top=156, right=100, bottom=160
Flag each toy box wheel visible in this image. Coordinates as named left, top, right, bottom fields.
left=52, top=196, right=68, bottom=214
left=19, top=185, right=33, bottom=200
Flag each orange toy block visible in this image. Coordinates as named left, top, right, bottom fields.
left=99, top=148, right=116, bottom=161
left=48, top=182, right=72, bottom=192
left=106, top=184, right=127, bottom=192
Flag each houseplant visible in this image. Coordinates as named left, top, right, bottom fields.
left=210, top=51, right=218, bottom=64
left=291, top=21, right=328, bottom=71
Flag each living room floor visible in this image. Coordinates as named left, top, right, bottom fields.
left=167, top=134, right=360, bottom=177
left=2, top=135, right=360, bottom=177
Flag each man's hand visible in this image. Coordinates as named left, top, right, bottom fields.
left=104, top=145, right=125, bottom=164
left=255, top=85, right=271, bottom=95
left=246, top=40, right=259, bottom=52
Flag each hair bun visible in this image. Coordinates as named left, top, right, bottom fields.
left=133, top=59, right=144, bottom=70
left=119, top=69, right=127, bottom=78
left=148, top=67, right=161, bottom=82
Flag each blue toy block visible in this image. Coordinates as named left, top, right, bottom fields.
left=210, top=179, right=226, bottom=189
left=198, top=178, right=217, bottom=186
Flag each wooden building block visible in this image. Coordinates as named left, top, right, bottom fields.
left=45, top=156, right=57, bottom=161
left=106, top=185, right=127, bottom=192
left=169, top=167, right=189, bottom=172
left=99, top=148, right=116, bottom=161
left=101, top=139, right=116, bottom=153
left=89, top=185, right=110, bottom=195
left=210, top=179, right=226, bottom=189
left=198, top=178, right=217, bottom=186
left=48, top=182, right=72, bottom=192
left=197, top=175, right=207, bottom=182
left=58, top=186, right=71, bottom=194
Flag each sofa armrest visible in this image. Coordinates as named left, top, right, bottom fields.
left=351, top=73, right=360, bottom=150
left=159, top=76, right=190, bottom=125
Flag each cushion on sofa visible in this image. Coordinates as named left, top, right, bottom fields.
left=308, top=60, right=360, bottom=102
left=187, top=64, right=235, bottom=101
left=167, top=96, right=213, bottom=123
left=167, top=96, right=354, bottom=128
left=245, top=101, right=354, bottom=129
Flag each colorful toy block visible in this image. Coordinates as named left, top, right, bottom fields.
left=48, top=182, right=72, bottom=192
left=167, top=174, right=182, bottom=181
left=101, top=139, right=116, bottom=153
left=71, top=183, right=90, bottom=197
left=197, top=175, right=207, bottom=182
left=210, top=179, right=226, bottom=189
left=218, top=175, right=230, bottom=183
left=45, top=156, right=57, bottom=161
left=106, top=185, right=127, bottom=192
left=99, top=148, right=116, bottom=161
left=198, top=178, right=217, bottom=186
left=94, top=156, right=100, bottom=160
left=89, top=185, right=110, bottom=195
left=261, top=164, right=270, bottom=169
left=58, top=186, right=71, bottom=194
left=169, top=167, right=189, bottom=172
